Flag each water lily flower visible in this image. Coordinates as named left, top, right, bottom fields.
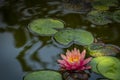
left=58, top=48, right=92, bottom=71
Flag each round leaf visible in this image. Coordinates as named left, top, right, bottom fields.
left=87, top=11, right=112, bottom=25
left=90, top=56, right=120, bottom=73
left=98, top=58, right=120, bottom=80
left=53, top=29, right=94, bottom=46
left=24, top=70, right=62, bottom=80
left=29, top=19, right=64, bottom=36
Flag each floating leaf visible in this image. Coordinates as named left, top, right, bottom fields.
left=87, top=43, right=120, bottom=57
left=98, top=57, right=120, bottom=80
left=113, top=10, right=120, bottom=23
left=29, top=19, right=64, bottom=36
left=24, top=70, right=62, bottom=80
left=92, top=0, right=118, bottom=11
left=92, top=1, right=109, bottom=11
left=90, top=56, right=108, bottom=73
left=87, top=11, right=112, bottom=25
left=53, top=29, right=94, bottom=46
left=90, top=56, right=120, bottom=74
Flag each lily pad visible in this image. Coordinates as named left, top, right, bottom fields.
left=87, top=43, right=120, bottom=57
left=92, top=1, right=109, bottom=11
left=29, top=19, right=64, bottom=36
left=92, top=0, right=118, bottom=11
left=90, top=56, right=120, bottom=74
left=90, top=57, right=106, bottom=73
left=87, top=11, right=112, bottom=25
left=113, top=10, right=120, bottom=23
left=98, top=58, right=120, bottom=80
left=53, top=29, right=94, bottom=46
left=24, top=70, right=62, bottom=80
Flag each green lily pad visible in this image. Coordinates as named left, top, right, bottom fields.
left=87, top=43, right=120, bottom=57
left=90, top=57, right=106, bottom=73
left=29, top=19, right=64, bottom=36
left=98, top=58, right=120, bottom=80
left=90, top=56, right=120, bottom=74
left=53, top=29, right=94, bottom=46
left=90, top=56, right=114, bottom=73
left=92, top=0, right=118, bottom=11
left=24, top=70, right=62, bottom=80
left=113, top=10, right=120, bottom=23
left=92, top=1, right=109, bottom=11
left=87, top=11, right=112, bottom=25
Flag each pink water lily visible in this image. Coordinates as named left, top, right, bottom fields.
left=58, top=48, right=92, bottom=71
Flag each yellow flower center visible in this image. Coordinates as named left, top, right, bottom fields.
left=68, top=57, right=79, bottom=63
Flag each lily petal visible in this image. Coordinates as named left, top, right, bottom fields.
left=83, top=57, right=92, bottom=65
left=80, top=50, right=86, bottom=60
left=61, top=54, right=67, bottom=60
left=57, top=48, right=92, bottom=71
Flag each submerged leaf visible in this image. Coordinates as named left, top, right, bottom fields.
left=87, top=43, right=120, bottom=57
left=53, top=29, right=94, bottom=46
left=29, top=19, right=64, bottom=36
left=92, top=1, right=109, bottom=11
left=87, top=11, right=112, bottom=25
left=92, top=0, right=118, bottom=11
left=24, top=70, right=62, bottom=80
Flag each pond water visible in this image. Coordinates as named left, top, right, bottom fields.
left=0, top=0, right=120, bottom=80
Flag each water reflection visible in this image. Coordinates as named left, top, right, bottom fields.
left=0, top=25, right=64, bottom=72
left=0, top=0, right=120, bottom=80
left=17, top=36, right=64, bottom=71
left=0, top=0, right=64, bottom=72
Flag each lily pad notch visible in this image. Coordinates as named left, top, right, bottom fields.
left=53, top=29, right=94, bottom=46
left=29, top=18, right=64, bottom=36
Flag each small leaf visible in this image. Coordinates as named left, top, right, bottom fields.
left=113, top=10, right=120, bottom=23
left=24, top=70, right=62, bottom=80
left=53, top=29, right=94, bottom=47
left=29, top=19, right=64, bottom=36
left=87, top=11, right=112, bottom=25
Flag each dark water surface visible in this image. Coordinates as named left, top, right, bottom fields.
left=0, top=0, right=120, bottom=80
